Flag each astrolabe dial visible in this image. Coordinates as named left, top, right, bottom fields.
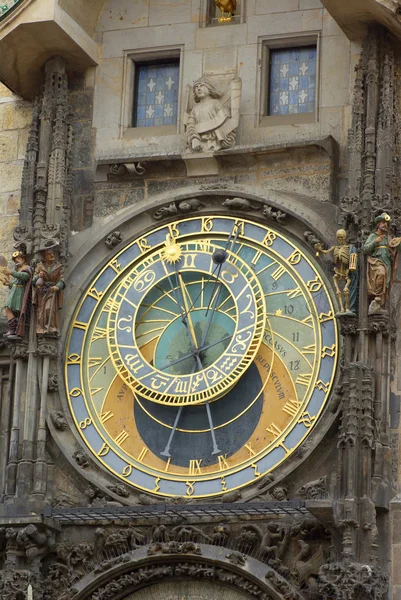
left=108, top=238, right=266, bottom=406
left=65, top=215, right=338, bottom=498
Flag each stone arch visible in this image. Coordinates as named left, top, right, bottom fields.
left=68, top=545, right=306, bottom=600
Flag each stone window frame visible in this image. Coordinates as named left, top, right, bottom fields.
left=257, top=33, right=321, bottom=128
left=199, top=0, right=245, bottom=27
left=120, top=46, right=184, bottom=139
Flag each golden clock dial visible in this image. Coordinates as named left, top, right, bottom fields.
left=65, top=216, right=338, bottom=498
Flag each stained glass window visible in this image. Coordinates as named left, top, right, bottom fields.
left=268, top=46, right=317, bottom=116
left=133, top=61, right=180, bottom=128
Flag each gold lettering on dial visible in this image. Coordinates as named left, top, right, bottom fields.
left=271, top=264, right=286, bottom=281
left=245, top=442, right=256, bottom=457
left=296, top=374, right=312, bottom=387
left=79, top=418, right=92, bottom=429
left=137, top=447, right=148, bottom=462
left=218, top=454, right=229, bottom=470
left=266, top=423, right=282, bottom=438
left=100, top=411, right=114, bottom=424
left=122, top=464, right=133, bottom=477
left=189, top=459, right=203, bottom=475
left=283, top=398, right=302, bottom=417
left=201, top=217, right=213, bottom=232
left=125, top=354, right=144, bottom=374
left=182, top=254, right=197, bottom=269
left=115, top=430, right=129, bottom=445
left=137, top=237, right=151, bottom=253
left=186, top=481, right=195, bottom=496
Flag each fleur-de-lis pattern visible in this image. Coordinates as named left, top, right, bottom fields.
left=0, top=0, right=21, bottom=19
left=134, top=62, right=179, bottom=127
left=269, top=46, right=316, bottom=116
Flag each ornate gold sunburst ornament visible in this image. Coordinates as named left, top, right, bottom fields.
left=162, top=234, right=183, bottom=264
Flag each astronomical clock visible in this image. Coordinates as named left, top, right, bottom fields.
left=65, top=215, right=338, bottom=499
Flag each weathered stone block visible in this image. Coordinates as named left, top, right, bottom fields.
left=3, top=102, right=32, bottom=130
left=393, top=545, right=401, bottom=585
left=0, top=130, right=18, bottom=161
left=72, top=169, right=95, bottom=196
left=256, top=0, right=299, bottom=14
left=0, top=82, right=14, bottom=98
left=97, top=0, right=149, bottom=31
left=17, top=129, right=29, bottom=160
left=6, top=192, right=20, bottom=216
left=300, top=0, right=322, bottom=8
left=94, top=181, right=145, bottom=217
left=149, top=0, right=191, bottom=26
left=71, top=122, right=96, bottom=170
left=69, top=91, right=94, bottom=122
left=0, top=163, right=23, bottom=193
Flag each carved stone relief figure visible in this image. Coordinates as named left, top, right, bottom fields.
left=33, top=245, right=65, bottom=335
left=2, top=250, right=32, bottom=338
left=184, top=77, right=241, bottom=152
left=363, top=212, right=401, bottom=313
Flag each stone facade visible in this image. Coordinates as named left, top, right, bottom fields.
left=0, top=1, right=401, bottom=599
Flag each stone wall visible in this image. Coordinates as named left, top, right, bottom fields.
left=0, top=82, right=31, bottom=306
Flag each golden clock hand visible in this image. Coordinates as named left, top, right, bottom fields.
left=177, top=271, right=199, bottom=351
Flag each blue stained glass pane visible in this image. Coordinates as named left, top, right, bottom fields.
left=268, top=46, right=317, bottom=116
left=134, top=61, right=180, bottom=127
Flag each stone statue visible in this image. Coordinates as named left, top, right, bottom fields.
left=33, top=245, right=65, bottom=335
left=2, top=250, right=32, bottom=338
left=315, top=229, right=358, bottom=314
left=363, top=213, right=401, bottom=313
left=183, top=76, right=241, bottom=153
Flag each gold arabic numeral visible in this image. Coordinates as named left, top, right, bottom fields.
left=92, top=327, right=107, bottom=342
left=299, top=411, right=317, bottom=429
left=182, top=253, right=197, bottom=269
left=251, top=250, right=263, bottom=266
left=283, top=398, right=302, bottom=417
left=186, top=481, right=195, bottom=497
left=218, top=454, right=229, bottom=470
left=164, top=457, right=172, bottom=472
left=115, top=430, right=130, bottom=446
left=88, top=357, right=103, bottom=368
left=288, top=250, right=302, bottom=265
left=117, top=315, right=132, bottom=332
left=67, top=353, right=81, bottom=365
left=245, top=442, right=256, bottom=458
left=168, top=223, right=180, bottom=239
left=271, top=264, right=286, bottom=281
left=262, top=231, right=276, bottom=247
left=122, top=464, right=133, bottom=478
left=137, top=237, right=151, bottom=253
left=234, top=219, right=245, bottom=235
left=315, top=380, right=330, bottom=393
left=221, top=477, right=228, bottom=492
left=242, top=293, right=255, bottom=321
left=90, top=387, right=103, bottom=396
left=79, top=418, right=92, bottom=429
left=133, top=270, right=156, bottom=293
left=221, top=263, right=239, bottom=285
left=137, top=447, right=148, bottom=463
left=302, top=344, right=316, bottom=357
left=125, top=354, right=144, bottom=374
left=319, top=310, right=334, bottom=323
left=201, top=217, right=214, bottom=233
left=296, top=374, right=312, bottom=387
left=287, top=287, right=303, bottom=299
left=321, top=344, right=336, bottom=358
left=88, top=287, right=103, bottom=301
left=98, top=442, right=110, bottom=457
left=154, top=477, right=161, bottom=493
left=307, top=277, right=323, bottom=293
left=100, top=411, right=114, bottom=424
left=110, top=259, right=122, bottom=273
left=69, top=387, right=83, bottom=397
left=189, top=459, right=203, bottom=476
left=252, top=463, right=261, bottom=477
left=74, top=321, right=88, bottom=331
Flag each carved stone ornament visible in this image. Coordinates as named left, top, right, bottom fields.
left=298, top=476, right=328, bottom=500
left=109, top=162, right=146, bottom=177
left=105, top=230, right=122, bottom=249
left=318, top=561, right=389, bottom=600
left=72, top=450, right=89, bottom=468
left=50, top=411, right=68, bottom=431
left=152, top=198, right=204, bottom=220
left=183, top=77, right=242, bottom=153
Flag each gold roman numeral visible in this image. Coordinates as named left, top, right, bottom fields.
left=283, top=398, right=302, bottom=417
left=271, top=264, right=286, bottom=281
left=296, top=374, right=312, bottom=387
left=189, top=459, right=203, bottom=475
left=115, top=430, right=129, bottom=445
left=137, top=447, right=148, bottom=462
left=100, top=411, right=114, bottom=424
left=218, top=454, right=229, bottom=470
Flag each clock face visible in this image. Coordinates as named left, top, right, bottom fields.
left=65, top=215, right=338, bottom=498
left=0, top=0, right=22, bottom=20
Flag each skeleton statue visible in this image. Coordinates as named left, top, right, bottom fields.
left=315, top=229, right=358, bottom=314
